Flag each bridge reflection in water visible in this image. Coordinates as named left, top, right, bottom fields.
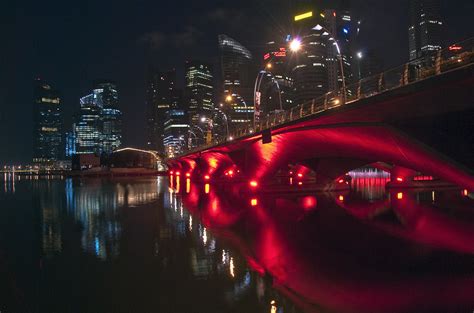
left=171, top=171, right=474, bottom=313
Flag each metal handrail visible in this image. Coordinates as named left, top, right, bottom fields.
left=180, top=38, right=474, bottom=157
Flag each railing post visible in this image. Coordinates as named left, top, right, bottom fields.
left=403, top=64, right=409, bottom=85
left=435, top=50, right=442, bottom=75
left=378, top=73, right=384, bottom=92
left=311, top=99, right=315, bottom=114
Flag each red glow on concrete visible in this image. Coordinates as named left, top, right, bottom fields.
left=301, top=196, right=317, bottom=210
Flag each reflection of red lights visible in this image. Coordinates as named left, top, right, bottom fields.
left=204, top=175, right=210, bottom=180
left=251, top=198, right=258, bottom=206
left=250, top=180, right=258, bottom=188
left=302, top=196, right=317, bottom=210
left=413, top=176, right=434, bottom=181
left=338, top=195, right=344, bottom=201
left=289, top=177, right=293, bottom=185
left=397, top=192, right=403, bottom=200
left=396, top=177, right=403, bottom=182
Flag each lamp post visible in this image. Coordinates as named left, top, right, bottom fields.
left=290, top=24, right=347, bottom=103
left=253, top=58, right=284, bottom=126
left=215, top=108, right=230, bottom=141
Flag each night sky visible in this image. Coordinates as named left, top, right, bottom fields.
left=0, top=0, right=472, bottom=163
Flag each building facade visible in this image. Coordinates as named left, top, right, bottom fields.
left=184, top=60, right=214, bottom=132
left=146, top=68, right=179, bottom=154
left=33, top=79, right=63, bottom=163
left=218, top=34, right=255, bottom=126
left=409, top=0, right=443, bottom=60
left=163, top=109, right=189, bottom=158
left=74, top=81, right=122, bottom=155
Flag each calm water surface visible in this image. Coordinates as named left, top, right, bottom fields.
left=0, top=173, right=473, bottom=313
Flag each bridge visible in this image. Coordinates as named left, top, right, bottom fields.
left=169, top=39, right=474, bottom=191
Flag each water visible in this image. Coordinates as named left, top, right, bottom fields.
left=0, top=173, right=473, bottom=313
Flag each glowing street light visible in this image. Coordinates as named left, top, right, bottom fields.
left=225, top=95, right=233, bottom=102
left=266, top=63, right=272, bottom=69
left=289, top=38, right=302, bottom=52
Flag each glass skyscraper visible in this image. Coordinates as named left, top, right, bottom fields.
left=185, top=60, right=214, bottom=131
left=163, top=109, right=189, bottom=158
left=146, top=68, right=179, bottom=154
left=75, top=81, right=122, bottom=154
left=218, top=34, right=255, bottom=126
left=33, top=78, right=63, bottom=163
left=409, top=0, right=443, bottom=60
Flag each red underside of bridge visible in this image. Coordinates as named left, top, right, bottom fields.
left=170, top=65, right=474, bottom=190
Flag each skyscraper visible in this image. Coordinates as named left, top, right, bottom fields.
left=409, top=0, right=443, bottom=60
left=163, top=109, right=189, bottom=158
left=95, top=81, right=122, bottom=153
left=218, top=34, right=255, bottom=126
left=291, top=8, right=328, bottom=105
left=259, top=40, right=294, bottom=116
left=74, top=82, right=122, bottom=154
left=33, top=78, right=63, bottom=163
left=146, top=68, right=179, bottom=154
left=75, top=95, right=102, bottom=154
left=184, top=60, right=214, bottom=131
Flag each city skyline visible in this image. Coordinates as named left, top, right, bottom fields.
left=0, top=0, right=472, bottom=163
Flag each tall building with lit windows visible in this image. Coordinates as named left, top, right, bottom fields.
left=408, top=0, right=443, bottom=60
left=163, top=109, right=189, bottom=158
left=259, top=40, right=294, bottom=115
left=33, top=78, right=63, bottom=163
left=291, top=0, right=355, bottom=104
left=218, top=34, right=255, bottom=126
left=184, top=60, right=214, bottom=130
left=146, top=68, right=179, bottom=154
left=74, top=81, right=122, bottom=154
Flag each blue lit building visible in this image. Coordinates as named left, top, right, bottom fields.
left=65, top=129, right=77, bottom=158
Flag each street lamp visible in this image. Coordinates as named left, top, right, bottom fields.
left=289, top=38, right=302, bottom=52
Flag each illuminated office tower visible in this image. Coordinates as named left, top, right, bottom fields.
left=163, top=109, right=189, bottom=158
left=33, top=78, right=63, bottom=163
left=94, top=81, right=122, bottom=153
left=218, top=34, right=255, bottom=126
left=259, top=40, right=294, bottom=115
left=75, top=95, right=102, bottom=154
left=146, top=68, right=178, bottom=154
left=409, top=0, right=443, bottom=60
left=185, top=60, right=214, bottom=131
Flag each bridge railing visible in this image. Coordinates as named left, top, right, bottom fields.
left=182, top=38, right=473, bottom=156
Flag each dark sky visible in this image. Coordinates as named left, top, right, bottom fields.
left=0, top=0, right=472, bottom=163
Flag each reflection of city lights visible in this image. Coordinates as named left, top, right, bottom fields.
left=203, top=228, right=208, bottom=244
left=270, top=300, right=277, bottom=313
left=205, top=183, right=210, bottom=194
left=189, top=216, right=192, bottom=231
left=230, top=257, right=235, bottom=278
left=186, top=178, right=191, bottom=194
